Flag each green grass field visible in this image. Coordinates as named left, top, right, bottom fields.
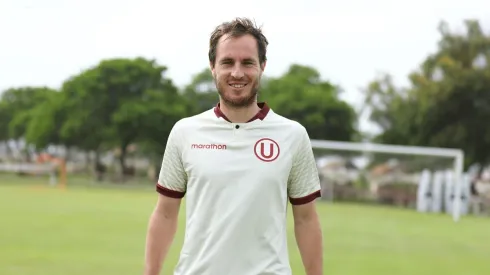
left=1, top=174, right=489, bottom=275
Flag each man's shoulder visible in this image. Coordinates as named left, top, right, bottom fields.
left=267, top=110, right=308, bottom=135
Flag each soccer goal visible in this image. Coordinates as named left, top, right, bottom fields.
left=310, top=139, right=466, bottom=222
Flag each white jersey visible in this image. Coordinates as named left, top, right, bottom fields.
left=157, top=102, right=321, bottom=275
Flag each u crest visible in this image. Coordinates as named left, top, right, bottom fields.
left=254, top=138, right=280, bottom=162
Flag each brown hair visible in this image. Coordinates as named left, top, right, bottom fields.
left=209, top=17, right=269, bottom=67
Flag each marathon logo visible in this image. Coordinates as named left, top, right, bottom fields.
left=191, top=143, right=227, bottom=150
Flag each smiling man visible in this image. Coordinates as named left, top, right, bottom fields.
left=143, top=17, right=323, bottom=275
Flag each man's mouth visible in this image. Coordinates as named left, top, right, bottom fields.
left=229, top=83, right=247, bottom=88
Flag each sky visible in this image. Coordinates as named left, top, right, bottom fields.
left=1, top=0, right=489, bottom=133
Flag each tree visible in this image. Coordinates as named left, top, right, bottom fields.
left=59, top=57, right=188, bottom=177
left=182, top=68, right=219, bottom=114
left=261, top=64, right=358, bottom=141
left=24, top=91, right=72, bottom=150
left=0, top=100, right=11, bottom=143
left=363, top=19, right=490, bottom=168
left=361, top=73, right=420, bottom=145
left=136, top=88, right=192, bottom=181
left=0, top=87, right=57, bottom=159
left=0, top=87, right=56, bottom=139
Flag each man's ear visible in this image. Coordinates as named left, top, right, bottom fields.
left=260, top=61, right=267, bottom=72
left=210, top=62, right=218, bottom=80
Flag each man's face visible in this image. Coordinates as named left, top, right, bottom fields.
left=211, top=34, right=266, bottom=108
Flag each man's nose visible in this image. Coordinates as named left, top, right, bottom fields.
left=231, top=65, right=244, bottom=79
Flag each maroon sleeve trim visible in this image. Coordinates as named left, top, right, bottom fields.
left=156, top=183, right=186, bottom=199
left=289, top=190, right=321, bottom=205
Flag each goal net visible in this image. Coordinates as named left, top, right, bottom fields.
left=311, top=139, right=466, bottom=222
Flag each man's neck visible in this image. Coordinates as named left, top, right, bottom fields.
left=219, top=100, right=261, bottom=123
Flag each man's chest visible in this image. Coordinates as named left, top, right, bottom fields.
left=180, top=127, right=295, bottom=183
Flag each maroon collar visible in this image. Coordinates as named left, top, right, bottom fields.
left=214, top=102, right=270, bottom=123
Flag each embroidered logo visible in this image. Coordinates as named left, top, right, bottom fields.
left=254, top=138, right=280, bottom=162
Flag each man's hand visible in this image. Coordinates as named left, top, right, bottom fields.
left=144, top=194, right=182, bottom=275
left=292, top=201, right=323, bottom=275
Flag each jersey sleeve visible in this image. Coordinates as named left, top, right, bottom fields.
left=287, top=126, right=322, bottom=205
left=156, top=122, right=187, bottom=198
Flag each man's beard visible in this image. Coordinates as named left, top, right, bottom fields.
left=216, top=80, right=260, bottom=108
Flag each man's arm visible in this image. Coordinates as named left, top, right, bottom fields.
left=144, top=121, right=187, bottom=275
left=287, top=125, right=323, bottom=275
left=144, top=194, right=182, bottom=275
left=292, top=201, right=323, bottom=275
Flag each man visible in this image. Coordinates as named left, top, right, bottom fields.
left=144, top=17, right=323, bottom=275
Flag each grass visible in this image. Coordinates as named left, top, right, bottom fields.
left=0, top=174, right=489, bottom=275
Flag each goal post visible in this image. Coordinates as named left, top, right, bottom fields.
left=310, top=139, right=465, bottom=222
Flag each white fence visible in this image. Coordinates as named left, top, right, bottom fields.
left=0, top=163, right=58, bottom=185
left=0, top=163, right=55, bottom=174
